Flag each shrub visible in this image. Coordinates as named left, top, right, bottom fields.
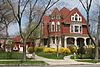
left=86, top=46, right=95, bottom=59
left=58, top=47, right=65, bottom=53
left=43, top=48, right=56, bottom=53
left=58, top=47, right=71, bottom=54
left=27, top=47, right=34, bottom=53
left=88, top=45, right=95, bottom=48
left=64, top=48, right=71, bottom=54
left=68, top=45, right=77, bottom=53
left=35, top=47, right=44, bottom=52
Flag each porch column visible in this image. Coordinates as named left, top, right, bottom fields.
left=64, top=37, right=67, bottom=48
left=84, top=38, right=87, bottom=46
left=55, top=37, right=57, bottom=44
left=74, top=37, right=77, bottom=46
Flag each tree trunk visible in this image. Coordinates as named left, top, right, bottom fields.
left=23, top=39, right=27, bottom=61
left=4, top=25, right=9, bottom=51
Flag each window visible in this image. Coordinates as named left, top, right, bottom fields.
left=48, top=24, right=51, bottom=32
left=71, top=25, right=73, bottom=32
left=52, top=25, right=54, bottom=32
left=13, top=46, right=18, bottom=50
left=75, top=26, right=79, bottom=32
left=56, top=22, right=60, bottom=32
left=71, top=13, right=82, bottom=21
left=70, top=24, right=82, bottom=33
left=51, top=22, right=55, bottom=32
left=56, top=15, right=60, bottom=20
left=52, top=37, right=55, bottom=44
left=75, top=14, right=78, bottom=21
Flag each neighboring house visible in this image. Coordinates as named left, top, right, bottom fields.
left=11, top=36, right=33, bottom=52
left=43, top=7, right=94, bottom=48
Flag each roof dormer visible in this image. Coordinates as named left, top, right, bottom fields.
left=71, top=13, right=82, bottom=21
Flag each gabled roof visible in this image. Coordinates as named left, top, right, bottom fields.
left=12, top=36, right=21, bottom=42
left=60, top=7, right=70, bottom=19
left=51, top=8, right=60, bottom=15
left=63, top=8, right=87, bottom=22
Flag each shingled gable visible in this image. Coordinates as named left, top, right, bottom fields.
left=63, top=8, right=87, bottom=23
left=60, top=7, right=70, bottom=19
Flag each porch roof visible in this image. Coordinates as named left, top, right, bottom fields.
left=49, top=34, right=89, bottom=37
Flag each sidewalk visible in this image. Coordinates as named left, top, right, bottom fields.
left=34, top=55, right=94, bottom=65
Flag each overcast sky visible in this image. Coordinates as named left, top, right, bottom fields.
left=8, top=0, right=100, bottom=36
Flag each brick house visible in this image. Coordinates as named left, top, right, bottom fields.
left=42, top=7, right=94, bottom=48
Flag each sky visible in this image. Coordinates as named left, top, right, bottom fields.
left=8, top=0, right=100, bottom=36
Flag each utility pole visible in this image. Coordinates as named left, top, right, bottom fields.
left=95, top=6, right=100, bottom=60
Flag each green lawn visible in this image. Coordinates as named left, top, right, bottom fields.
left=0, top=52, right=23, bottom=59
left=36, top=52, right=66, bottom=59
left=77, top=60, right=100, bottom=63
left=0, top=61, right=46, bottom=64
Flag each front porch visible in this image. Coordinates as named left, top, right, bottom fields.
left=64, top=36, right=94, bottom=48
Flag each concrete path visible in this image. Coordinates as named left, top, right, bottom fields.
left=34, top=55, right=94, bottom=65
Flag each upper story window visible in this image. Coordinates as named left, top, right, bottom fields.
left=56, top=15, right=60, bottom=20
left=47, top=24, right=50, bottom=32
left=70, top=24, right=82, bottom=33
left=56, top=22, right=60, bottom=32
left=71, top=13, right=82, bottom=21
left=50, top=15, right=55, bottom=20
left=51, top=22, right=55, bottom=32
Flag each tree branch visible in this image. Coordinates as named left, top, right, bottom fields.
left=79, top=0, right=87, bottom=12
left=21, top=0, right=30, bottom=18
left=7, top=0, right=18, bottom=21
left=26, top=0, right=54, bottom=39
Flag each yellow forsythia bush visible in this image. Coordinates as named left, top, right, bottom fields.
left=58, top=47, right=65, bottom=53
left=58, top=47, right=71, bottom=54
left=88, top=45, right=95, bottom=48
left=64, top=48, right=71, bottom=54
left=43, top=48, right=57, bottom=53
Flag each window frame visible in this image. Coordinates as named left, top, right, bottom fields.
left=56, top=22, right=60, bottom=32
left=70, top=24, right=82, bottom=33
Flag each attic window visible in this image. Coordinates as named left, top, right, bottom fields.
left=71, top=13, right=82, bottom=21
left=75, top=14, right=78, bottom=21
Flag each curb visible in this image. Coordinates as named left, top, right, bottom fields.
left=0, top=64, right=48, bottom=66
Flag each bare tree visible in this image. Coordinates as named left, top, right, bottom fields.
left=7, top=0, right=59, bottom=61
left=0, top=0, right=15, bottom=50
left=79, top=0, right=98, bottom=60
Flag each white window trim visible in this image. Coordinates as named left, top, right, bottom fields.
left=71, top=13, right=82, bottom=21
left=51, top=22, right=55, bottom=32
left=13, top=46, right=18, bottom=50
left=70, top=24, right=82, bottom=33
left=56, top=22, right=60, bottom=32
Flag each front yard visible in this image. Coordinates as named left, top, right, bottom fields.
left=0, top=52, right=23, bottom=59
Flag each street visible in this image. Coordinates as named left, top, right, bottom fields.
left=0, top=64, right=100, bottom=67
